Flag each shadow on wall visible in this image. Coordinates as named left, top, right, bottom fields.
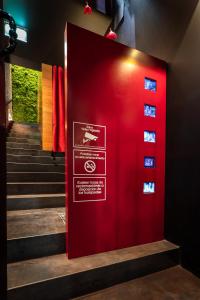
left=114, top=0, right=136, bottom=48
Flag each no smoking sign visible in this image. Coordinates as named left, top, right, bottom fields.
left=84, top=160, right=96, bottom=173
left=73, top=149, right=106, bottom=176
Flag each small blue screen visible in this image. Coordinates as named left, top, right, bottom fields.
left=144, top=105, right=156, bottom=117
left=144, top=157, right=155, bottom=168
left=143, top=182, right=155, bottom=194
left=145, top=78, right=157, bottom=92
left=144, top=131, right=156, bottom=143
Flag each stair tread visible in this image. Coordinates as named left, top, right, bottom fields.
left=7, top=193, right=65, bottom=199
left=7, top=182, right=65, bottom=184
left=7, top=207, right=66, bottom=240
left=7, top=154, right=62, bottom=158
left=7, top=172, right=65, bottom=174
left=7, top=162, right=65, bottom=165
left=7, top=240, right=178, bottom=289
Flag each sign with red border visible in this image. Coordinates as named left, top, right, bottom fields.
left=73, top=122, right=106, bottom=150
left=73, top=177, right=106, bottom=202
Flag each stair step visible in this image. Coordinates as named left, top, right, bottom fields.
left=7, top=154, right=64, bottom=164
left=7, top=208, right=66, bottom=262
left=7, top=194, right=65, bottom=210
left=7, top=182, right=65, bottom=195
left=7, top=142, right=41, bottom=150
left=7, top=137, right=41, bottom=144
left=7, top=240, right=179, bottom=300
left=7, top=147, right=64, bottom=157
left=7, top=147, right=52, bottom=156
left=9, top=132, right=41, bottom=139
left=7, top=172, right=65, bottom=183
left=11, top=122, right=40, bottom=131
left=7, top=162, right=65, bottom=173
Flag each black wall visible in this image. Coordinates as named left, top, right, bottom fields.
left=4, top=0, right=111, bottom=68
left=166, top=1, right=200, bottom=276
left=0, top=1, right=7, bottom=298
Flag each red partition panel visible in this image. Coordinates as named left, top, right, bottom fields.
left=66, top=23, right=166, bottom=258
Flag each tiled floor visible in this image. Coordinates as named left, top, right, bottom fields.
left=75, top=266, right=200, bottom=300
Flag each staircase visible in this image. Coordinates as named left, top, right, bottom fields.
left=7, top=123, right=180, bottom=300
left=7, top=123, right=66, bottom=263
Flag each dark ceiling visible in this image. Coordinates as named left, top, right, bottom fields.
left=3, top=0, right=112, bottom=67
left=3, top=0, right=199, bottom=68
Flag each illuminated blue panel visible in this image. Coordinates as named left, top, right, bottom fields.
left=144, top=157, right=155, bottom=168
left=145, top=78, right=157, bottom=92
left=144, top=131, right=156, bottom=143
left=4, top=22, right=27, bottom=43
left=143, top=182, right=155, bottom=194
left=144, top=104, right=156, bottom=117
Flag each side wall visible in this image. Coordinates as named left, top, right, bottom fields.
left=66, top=24, right=166, bottom=258
left=165, top=1, right=200, bottom=276
left=0, top=0, right=7, bottom=297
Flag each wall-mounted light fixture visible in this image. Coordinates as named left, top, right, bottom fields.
left=84, top=2, right=92, bottom=14
left=106, top=28, right=118, bottom=40
left=4, top=22, right=27, bottom=43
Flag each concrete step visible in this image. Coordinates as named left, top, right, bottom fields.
left=7, top=137, right=41, bottom=144
left=7, top=182, right=65, bottom=195
left=7, top=147, right=64, bottom=157
left=7, top=208, right=66, bottom=263
left=7, top=194, right=65, bottom=211
left=7, top=162, right=65, bottom=173
left=7, top=240, right=180, bottom=300
left=7, top=147, right=52, bottom=156
left=7, top=142, right=41, bottom=150
left=7, top=154, right=64, bottom=164
left=7, top=172, right=65, bottom=183
left=9, top=132, right=41, bottom=139
left=11, top=122, right=40, bottom=131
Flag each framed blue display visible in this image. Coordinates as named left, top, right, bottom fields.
left=144, top=157, right=155, bottom=168
left=144, top=105, right=156, bottom=118
left=143, top=182, right=155, bottom=194
left=144, top=131, right=156, bottom=143
left=144, top=78, right=157, bottom=92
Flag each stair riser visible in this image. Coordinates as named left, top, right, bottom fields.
left=11, top=123, right=40, bottom=132
left=7, top=148, right=52, bottom=156
left=7, top=155, right=64, bottom=164
left=7, top=183, right=65, bottom=195
left=7, top=142, right=41, bottom=150
left=7, top=233, right=66, bottom=263
left=7, top=249, right=180, bottom=300
left=7, top=196, right=65, bottom=211
left=7, top=148, right=64, bottom=157
left=9, top=133, right=41, bottom=139
left=7, top=163, right=65, bottom=173
left=7, top=173, right=65, bottom=183
left=7, top=137, right=41, bottom=144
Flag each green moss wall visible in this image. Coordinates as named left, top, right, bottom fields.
left=12, top=65, right=40, bottom=123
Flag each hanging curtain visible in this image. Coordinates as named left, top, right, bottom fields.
left=52, top=65, right=65, bottom=152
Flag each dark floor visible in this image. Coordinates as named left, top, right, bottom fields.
left=75, top=266, right=200, bottom=300
left=8, top=240, right=177, bottom=289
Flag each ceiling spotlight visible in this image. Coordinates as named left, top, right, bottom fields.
left=106, top=28, right=118, bottom=40
left=84, top=2, right=92, bottom=14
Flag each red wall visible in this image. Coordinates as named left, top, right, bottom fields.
left=66, top=23, right=166, bottom=258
